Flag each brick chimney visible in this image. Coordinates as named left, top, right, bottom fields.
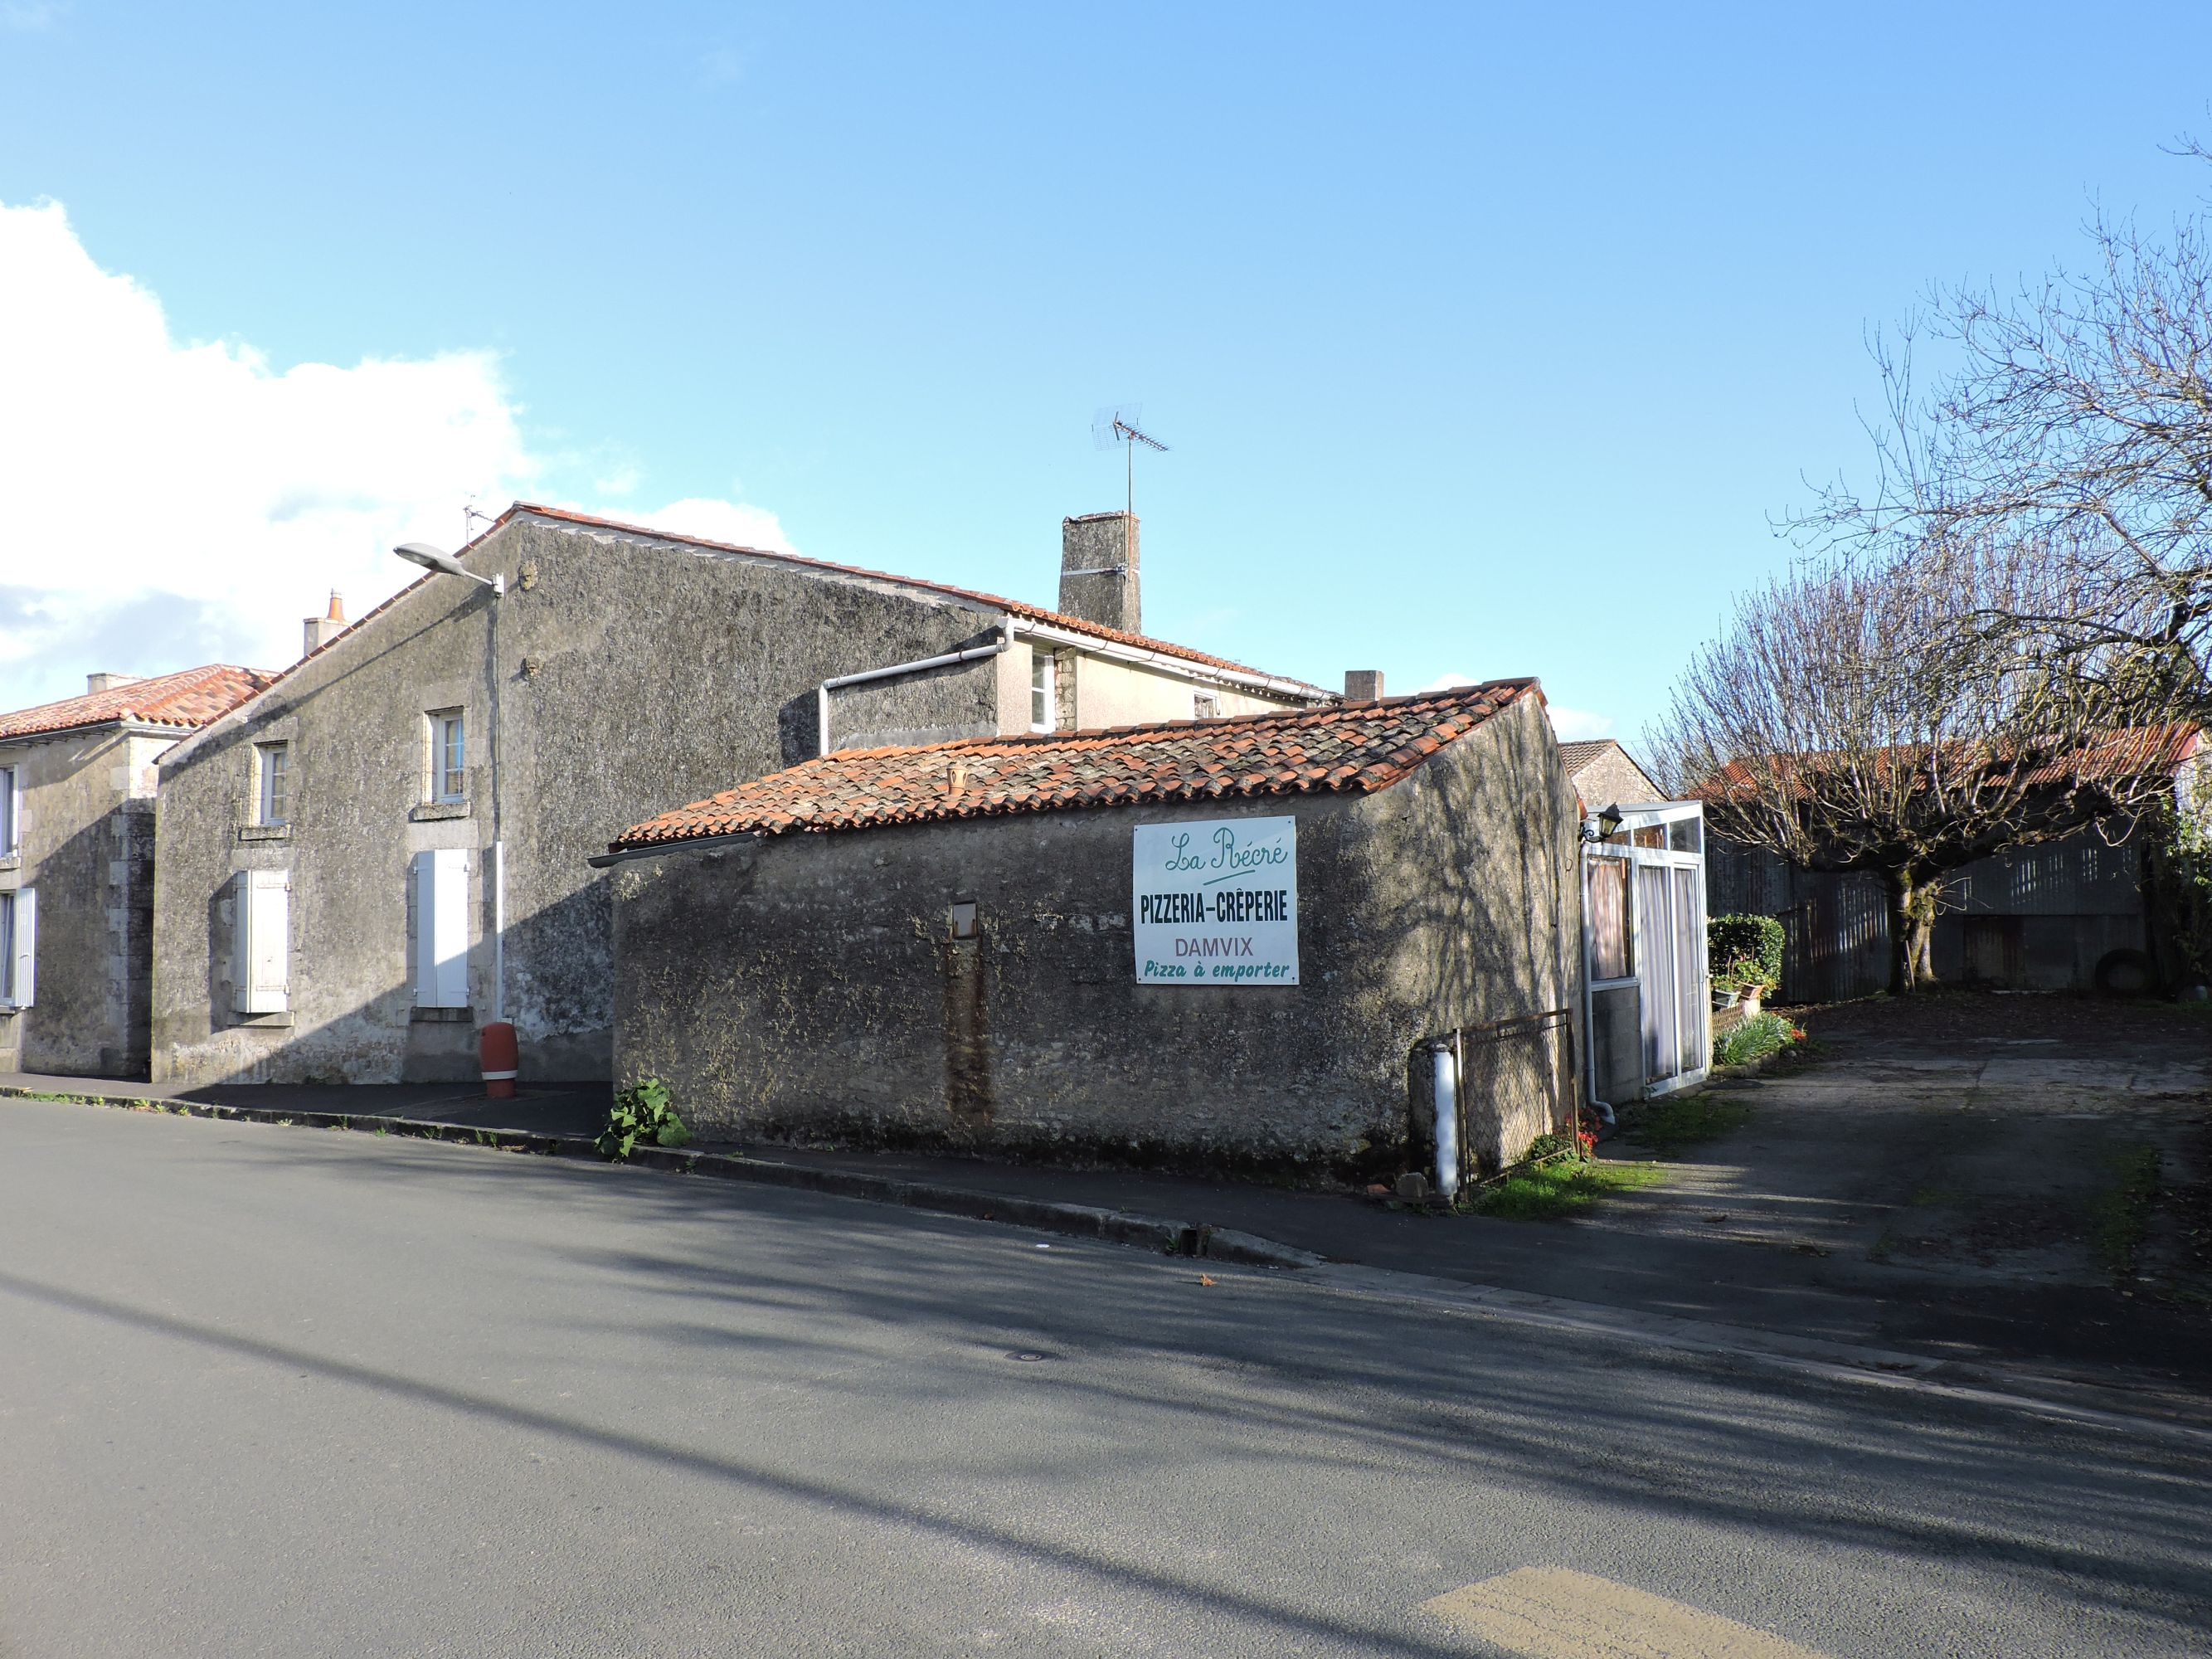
left=302, top=591, right=347, bottom=659
left=1058, top=513, right=1140, bottom=635
left=87, top=672, right=143, bottom=694
left=1344, top=670, right=1385, bottom=703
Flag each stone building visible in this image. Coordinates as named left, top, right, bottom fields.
left=1558, top=739, right=1662, bottom=813
left=148, top=504, right=1331, bottom=1088
left=0, top=664, right=276, bottom=1078
left=601, top=680, right=1583, bottom=1175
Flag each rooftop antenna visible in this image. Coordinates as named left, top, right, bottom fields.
left=463, top=501, right=498, bottom=543
left=1091, top=404, right=1169, bottom=521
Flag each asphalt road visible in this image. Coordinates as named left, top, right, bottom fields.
left=2, top=1099, right=2205, bottom=1657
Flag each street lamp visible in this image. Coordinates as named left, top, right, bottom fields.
left=396, top=542, right=504, bottom=593
left=393, top=542, right=508, bottom=1032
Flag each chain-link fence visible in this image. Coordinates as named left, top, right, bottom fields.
left=1429, top=1009, right=1574, bottom=1185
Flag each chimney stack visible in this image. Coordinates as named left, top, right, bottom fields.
left=1344, top=670, right=1385, bottom=703
left=1058, top=513, right=1140, bottom=635
left=302, top=591, right=347, bottom=659
left=87, top=672, right=143, bottom=694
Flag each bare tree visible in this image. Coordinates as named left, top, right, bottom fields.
left=1802, top=144, right=2212, bottom=709
left=1653, top=545, right=2195, bottom=993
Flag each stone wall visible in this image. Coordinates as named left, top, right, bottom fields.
left=149, top=513, right=1327, bottom=1088
left=610, top=694, right=1582, bottom=1170
left=0, top=727, right=169, bottom=1078
left=151, top=517, right=1023, bottom=1088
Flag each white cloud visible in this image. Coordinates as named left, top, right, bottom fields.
left=609, top=496, right=796, bottom=553
left=1545, top=705, right=1615, bottom=742
left=0, top=199, right=785, bottom=712
left=1424, top=672, right=1612, bottom=742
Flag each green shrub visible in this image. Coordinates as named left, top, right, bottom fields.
left=1709, top=913, right=1784, bottom=995
left=596, top=1077, right=690, bottom=1161
left=1712, top=1010, right=1800, bottom=1067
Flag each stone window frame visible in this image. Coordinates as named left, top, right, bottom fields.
left=255, top=741, right=289, bottom=826
left=0, top=761, right=17, bottom=855
left=428, top=708, right=468, bottom=804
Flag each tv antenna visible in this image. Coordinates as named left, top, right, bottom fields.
left=1091, top=404, right=1169, bottom=518
left=464, top=501, right=498, bottom=542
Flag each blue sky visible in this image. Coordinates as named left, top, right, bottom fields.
left=5, top=3, right=2211, bottom=747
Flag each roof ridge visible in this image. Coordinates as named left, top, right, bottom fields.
left=786, top=677, right=1540, bottom=768
left=0, top=663, right=280, bottom=743
left=610, top=678, right=1543, bottom=850
left=508, top=503, right=1329, bottom=690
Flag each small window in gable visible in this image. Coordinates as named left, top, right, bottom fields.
left=1193, top=692, right=1220, bottom=719
left=256, top=742, right=289, bottom=825
left=430, top=710, right=466, bottom=802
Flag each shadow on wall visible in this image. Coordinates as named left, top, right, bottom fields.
left=17, top=805, right=158, bottom=1079
left=173, top=873, right=613, bottom=1087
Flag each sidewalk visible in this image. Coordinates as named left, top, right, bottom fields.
left=8, top=1058, right=2210, bottom=1410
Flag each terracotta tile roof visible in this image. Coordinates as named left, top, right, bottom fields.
left=512, top=504, right=1329, bottom=693
left=0, top=664, right=280, bottom=744
left=1705, top=724, right=2203, bottom=797
left=610, top=679, right=1541, bottom=849
left=1555, top=741, right=1617, bottom=772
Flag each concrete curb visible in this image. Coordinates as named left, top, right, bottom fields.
left=0, top=1086, right=1322, bottom=1270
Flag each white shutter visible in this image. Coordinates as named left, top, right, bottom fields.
left=411, top=849, right=470, bottom=1009
left=7, top=887, right=32, bottom=1008
left=231, top=869, right=289, bottom=1013
left=5, top=766, right=21, bottom=855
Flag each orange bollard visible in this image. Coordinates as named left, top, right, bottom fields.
left=479, top=1021, right=518, bottom=1099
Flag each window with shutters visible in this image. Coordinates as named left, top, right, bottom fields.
left=231, top=869, right=289, bottom=1013
left=410, top=849, right=470, bottom=1009
left=0, top=766, right=17, bottom=855
left=0, top=888, right=32, bottom=1008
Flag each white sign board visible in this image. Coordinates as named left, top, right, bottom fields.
left=1132, top=815, right=1298, bottom=985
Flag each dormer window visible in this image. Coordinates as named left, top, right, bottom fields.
left=1029, top=649, right=1055, bottom=734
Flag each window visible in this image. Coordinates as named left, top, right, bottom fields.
left=0, top=888, right=32, bottom=1007
left=230, top=870, right=289, bottom=1014
left=1193, top=692, right=1220, bottom=719
left=256, top=742, right=289, bottom=825
left=0, top=765, right=16, bottom=854
left=431, top=711, right=466, bottom=801
left=1588, top=856, right=1631, bottom=981
left=411, top=849, right=470, bottom=1008
left=1028, top=650, right=1055, bottom=733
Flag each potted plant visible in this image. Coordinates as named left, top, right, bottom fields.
left=1709, top=914, right=1783, bottom=1015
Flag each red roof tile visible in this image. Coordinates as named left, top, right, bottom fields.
left=1705, top=725, right=2203, bottom=799
left=0, top=664, right=280, bottom=744
left=610, top=679, right=1542, bottom=849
